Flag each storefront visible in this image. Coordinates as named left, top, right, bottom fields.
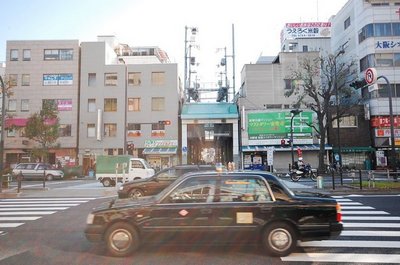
left=142, top=139, right=178, bottom=171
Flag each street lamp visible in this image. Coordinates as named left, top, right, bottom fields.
left=378, top=75, right=397, bottom=174
left=290, top=109, right=302, bottom=168
left=334, top=44, right=347, bottom=185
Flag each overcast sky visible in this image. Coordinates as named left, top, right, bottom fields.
left=1, top=0, right=349, bottom=89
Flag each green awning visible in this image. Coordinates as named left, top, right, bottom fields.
left=333, top=146, right=375, bottom=153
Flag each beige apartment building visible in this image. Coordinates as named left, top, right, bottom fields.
left=3, top=37, right=181, bottom=173
left=4, top=40, right=80, bottom=167
left=79, top=36, right=181, bottom=174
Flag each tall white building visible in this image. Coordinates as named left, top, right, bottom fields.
left=331, top=0, right=400, bottom=168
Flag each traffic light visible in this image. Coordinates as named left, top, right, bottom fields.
left=349, top=79, right=367, bottom=89
left=127, top=143, right=134, bottom=150
left=158, top=120, right=171, bottom=125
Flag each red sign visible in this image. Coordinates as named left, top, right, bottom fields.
left=365, top=68, right=377, bottom=84
left=371, top=116, right=400, bottom=128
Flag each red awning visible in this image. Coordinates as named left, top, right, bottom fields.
left=5, top=118, right=28, bottom=128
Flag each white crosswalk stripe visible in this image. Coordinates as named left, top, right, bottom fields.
left=282, top=196, right=400, bottom=264
left=0, top=197, right=96, bottom=235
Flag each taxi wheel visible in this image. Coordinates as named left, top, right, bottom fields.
left=46, top=174, right=54, bottom=181
left=105, top=222, right=140, bottom=257
left=129, top=188, right=144, bottom=199
left=262, top=222, right=297, bottom=257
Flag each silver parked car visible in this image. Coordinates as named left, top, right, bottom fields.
left=12, top=163, right=64, bottom=181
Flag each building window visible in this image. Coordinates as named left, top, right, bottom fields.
left=7, top=128, right=16, bottom=137
left=302, top=45, right=308, bottom=52
left=128, top=72, right=141, bottom=86
left=8, top=99, right=17, bottom=112
left=151, top=72, right=165, bottom=85
left=21, top=99, right=29, bottom=112
left=19, top=127, right=26, bottom=137
left=332, top=115, right=358, bottom=128
left=375, top=23, right=392, bottom=37
left=152, top=123, right=165, bottom=131
left=21, top=74, right=30, bottom=86
left=88, top=73, right=96, bottom=87
left=9, top=74, right=17, bottom=87
left=376, top=53, right=393, bottom=67
left=104, top=123, right=117, bottom=137
left=87, top=123, right=96, bottom=137
left=23, top=49, right=31, bottom=61
left=151, top=97, right=165, bottom=111
left=42, top=99, right=57, bottom=110
left=104, top=98, right=117, bottom=112
left=105, top=73, right=118, bottom=86
left=127, top=123, right=141, bottom=137
left=395, top=53, right=400, bottom=67
left=360, top=54, right=375, bottom=72
left=344, top=17, right=351, bottom=30
left=59, top=124, right=72, bottom=137
left=44, top=49, right=73, bottom=60
left=10, top=49, right=18, bottom=61
left=128, top=98, right=140, bottom=111
left=88, top=99, right=96, bottom=112
left=284, top=79, right=296, bottom=90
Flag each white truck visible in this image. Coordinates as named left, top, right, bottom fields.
left=95, top=155, right=155, bottom=187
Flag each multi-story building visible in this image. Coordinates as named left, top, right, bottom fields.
left=79, top=36, right=181, bottom=174
left=4, top=40, right=80, bottom=167
left=331, top=0, right=400, bottom=169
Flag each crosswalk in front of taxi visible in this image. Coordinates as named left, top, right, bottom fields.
left=282, top=196, right=400, bottom=264
left=0, top=197, right=96, bottom=236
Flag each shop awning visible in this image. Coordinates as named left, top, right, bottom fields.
left=242, top=144, right=332, bottom=152
left=5, top=118, right=28, bottom=128
left=143, top=148, right=177, bottom=155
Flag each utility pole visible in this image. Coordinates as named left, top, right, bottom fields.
left=0, top=76, right=5, bottom=173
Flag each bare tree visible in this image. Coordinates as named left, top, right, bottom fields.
left=285, top=53, right=361, bottom=171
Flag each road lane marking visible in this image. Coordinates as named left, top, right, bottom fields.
left=0, top=223, right=24, bottom=228
left=344, top=222, right=400, bottom=228
left=338, top=202, right=362, bottom=205
left=341, top=230, right=400, bottom=237
left=343, top=216, right=400, bottom=221
left=0, top=216, right=41, bottom=221
left=341, top=206, right=375, bottom=210
left=299, top=240, right=400, bottom=248
left=0, top=207, right=69, bottom=211
left=282, top=253, right=400, bottom=263
left=0, top=211, right=56, bottom=215
left=0, top=204, right=79, bottom=207
left=0, top=201, right=88, bottom=204
left=0, top=198, right=96, bottom=201
left=342, top=210, right=389, bottom=215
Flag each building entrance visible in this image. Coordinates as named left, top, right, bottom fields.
left=187, top=123, right=233, bottom=165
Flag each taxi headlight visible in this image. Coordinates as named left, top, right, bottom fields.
left=86, top=213, right=95, bottom=224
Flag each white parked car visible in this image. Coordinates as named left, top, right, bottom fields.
left=12, top=163, right=64, bottom=181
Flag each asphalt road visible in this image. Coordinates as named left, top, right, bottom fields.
left=0, top=179, right=399, bottom=264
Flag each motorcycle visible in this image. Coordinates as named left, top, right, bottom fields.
left=290, top=163, right=317, bottom=182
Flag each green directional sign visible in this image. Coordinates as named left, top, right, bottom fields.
left=247, top=111, right=313, bottom=140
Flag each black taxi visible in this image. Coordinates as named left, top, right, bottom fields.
left=85, top=170, right=342, bottom=257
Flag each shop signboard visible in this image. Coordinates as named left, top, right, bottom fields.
left=247, top=111, right=313, bottom=145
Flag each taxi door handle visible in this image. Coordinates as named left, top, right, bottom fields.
left=201, top=209, right=212, bottom=214
left=260, top=207, right=272, bottom=213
